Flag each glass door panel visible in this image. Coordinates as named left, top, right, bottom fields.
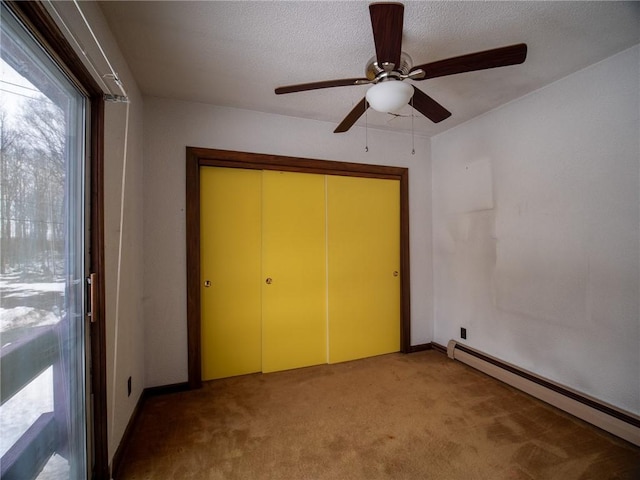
left=1, top=4, right=88, bottom=479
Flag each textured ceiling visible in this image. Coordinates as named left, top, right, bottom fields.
left=98, top=1, right=639, bottom=137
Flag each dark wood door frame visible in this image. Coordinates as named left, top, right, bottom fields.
left=186, top=147, right=411, bottom=389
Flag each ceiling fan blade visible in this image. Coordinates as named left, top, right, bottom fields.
left=275, top=78, right=368, bottom=95
left=369, top=2, right=404, bottom=69
left=334, top=97, right=369, bottom=133
left=411, top=87, right=451, bottom=123
left=411, top=43, right=528, bottom=80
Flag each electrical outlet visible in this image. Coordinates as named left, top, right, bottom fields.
left=460, top=327, right=467, bottom=340
left=127, top=376, right=132, bottom=397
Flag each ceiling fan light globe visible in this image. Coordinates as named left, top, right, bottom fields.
left=366, top=80, right=414, bottom=113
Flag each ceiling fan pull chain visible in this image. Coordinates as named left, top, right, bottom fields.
left=411, top=95, right=415, bottom=155
left=365, top=103, right=369, bottom=153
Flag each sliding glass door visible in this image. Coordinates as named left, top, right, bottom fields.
left=1, top=3, right=90, bottom=478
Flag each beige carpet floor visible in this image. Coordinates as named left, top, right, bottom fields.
left=118, top=350, right=640, bottom=479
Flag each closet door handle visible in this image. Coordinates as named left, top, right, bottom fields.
left=265, top=278, right=273, bottom=285
left=393, top=271, right=399, bottom=277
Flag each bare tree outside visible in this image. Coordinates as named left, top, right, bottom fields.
left=1, top=96, right=66, bottom=339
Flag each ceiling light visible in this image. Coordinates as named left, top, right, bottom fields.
left=365, top=80, right=414, bottom=113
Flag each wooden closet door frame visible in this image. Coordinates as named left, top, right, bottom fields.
left=186, top=147, right=411, bottom=389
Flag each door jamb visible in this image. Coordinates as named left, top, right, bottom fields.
left=186, top=147, right=411, bottom=389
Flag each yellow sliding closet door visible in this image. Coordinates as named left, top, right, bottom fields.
left=327, top=175, right=401, bottom=363
left=261, top=171, right=327, bottom=373
left=200, top=167, right=262, bottom=380
left=200, top=168, right=400, bottom=380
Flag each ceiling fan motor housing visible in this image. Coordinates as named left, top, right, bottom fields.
left=366, top=52, right=413, bottom=81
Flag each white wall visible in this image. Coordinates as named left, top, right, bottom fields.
left=143, top=99, right=434, bottom=387
left=431, top=46, right=640, bottom=414
left=45, top=2, right=146, bottom=462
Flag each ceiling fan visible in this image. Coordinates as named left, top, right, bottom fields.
left=274, top=2, right=527, bottom=133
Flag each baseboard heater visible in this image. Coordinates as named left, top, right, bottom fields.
left=446, top=340, right=640, bottom=447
